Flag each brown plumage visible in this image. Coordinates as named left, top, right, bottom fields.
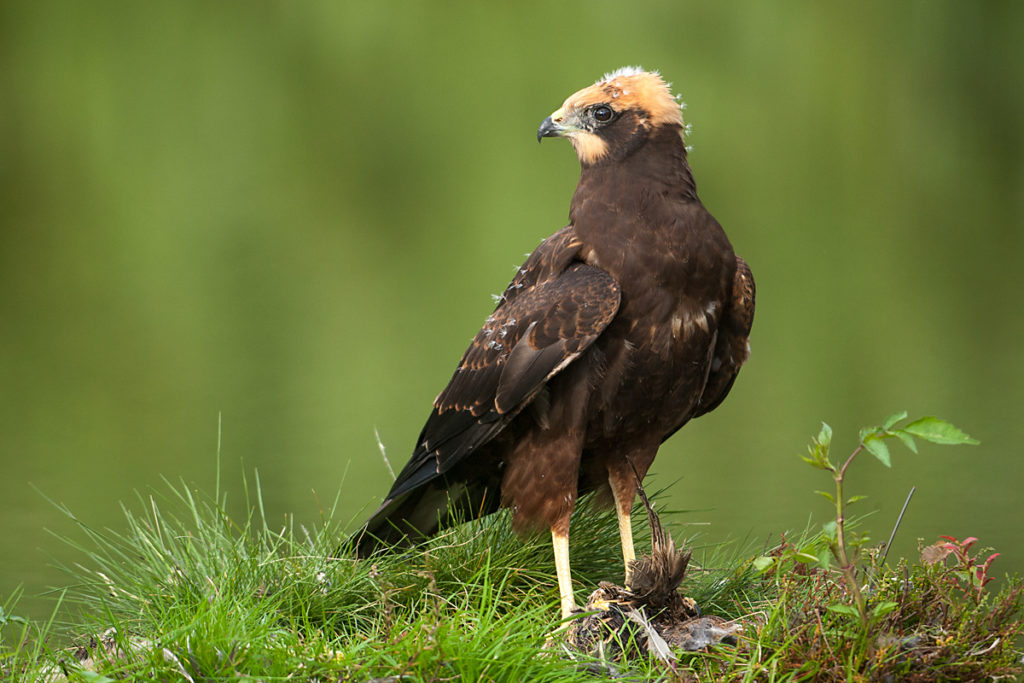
left=355, top=67, right=755, bottom=619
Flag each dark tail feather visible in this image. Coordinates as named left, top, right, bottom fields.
left=352, top=478, right=501, bottom=558
left=353, top=486, right=446, bottom=558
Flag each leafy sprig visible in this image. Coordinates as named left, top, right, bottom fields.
left=799, top=412, right=977, bottom=626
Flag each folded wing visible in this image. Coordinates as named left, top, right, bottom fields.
left=357, top=231, right=620, bottom=552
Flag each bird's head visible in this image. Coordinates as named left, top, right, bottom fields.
left=538, top=67, right=686, bottom=166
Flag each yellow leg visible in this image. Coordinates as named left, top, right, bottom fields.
left=611, top=481, right=636, bottom=587
left=551, top=527, right=575, bottom=619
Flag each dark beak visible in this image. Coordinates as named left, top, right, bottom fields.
left=537, top=116, right=560, bottom=143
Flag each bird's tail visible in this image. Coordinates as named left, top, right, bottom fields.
left=351, top=478, right=500, bottom=558
left=353, top=485, right=446, bottom=557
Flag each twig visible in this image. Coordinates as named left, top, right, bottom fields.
left=880, top=486, right=916, bottom=567
left=813, top=605, right=836, bottom=661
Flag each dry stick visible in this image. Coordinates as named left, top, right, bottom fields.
left=813, top=600, right=837, bottom=661
left=880, top=486, right=916, bottom=567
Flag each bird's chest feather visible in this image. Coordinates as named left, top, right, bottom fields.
left=608, top=288, right=718, bottom=407
left=577, top=218, right=732, bottom=439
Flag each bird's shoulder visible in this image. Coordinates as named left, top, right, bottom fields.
left=434, top=225, right=620, bottom=420
left=393, top=227, right=621, bottom=485
left=499, top=226, right=584, bottom=307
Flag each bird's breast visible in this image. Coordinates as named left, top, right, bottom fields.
left=572, top=203, right=735, bottom=439
left=584, top=286, right=721, bottom=444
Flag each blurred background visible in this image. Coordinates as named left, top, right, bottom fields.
left=1, top=1, right=1022, bottom=622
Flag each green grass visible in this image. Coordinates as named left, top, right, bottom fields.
left=2, top=443, right=1022, bottom=680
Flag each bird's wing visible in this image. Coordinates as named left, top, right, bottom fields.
left=693, top=255, right=755, bottom=417
left=386, top=232, right=620, bottom=500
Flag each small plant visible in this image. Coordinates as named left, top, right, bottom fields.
left=799, top=412, right=977, bottom=626
left=741, top=414, right=1024, bottom=680
left=922, top=534, right=1001, bottom=602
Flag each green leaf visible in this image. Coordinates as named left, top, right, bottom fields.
left=817, top=422, right=833, bottom=452
left=0, top=607, right=27, bottom=627
left=903, top=417, right=979, bottom=445
left=803, top=422, right=835, bottom=470
left=882, top=411, right=908, bottom=430
left=817, top=546, right=833, bottom=570
left=846, top=494, right=868, bottom=505
left=815, top=490, right=835, bottom=503
left=872, top=601, right=899, bottom=618
left=802, top=454, right=829, bottom=470
left=863, top=434, right=892, bottom=467
left=892, top=429, right=918, bottom=454
left=822, top=520, right=837, bottom=540
left=752, top=556, right=775, bottom=572
left=827, top=604, right=861, bottom=618
left=795, top=550, right=820, bottom=564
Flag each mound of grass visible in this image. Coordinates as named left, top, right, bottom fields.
left=5, top=476, right=744, bottom=681
left=2, top=416, right=1022, bottom=681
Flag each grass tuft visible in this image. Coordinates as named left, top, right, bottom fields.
left=2, top=417, right=1022, bottom=681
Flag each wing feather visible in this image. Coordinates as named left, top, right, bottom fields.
left=693, top=255, right=755, bottom=417
left=385, top=232, right=620, bottom=501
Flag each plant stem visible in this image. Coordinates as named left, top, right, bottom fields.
left=834, top=444, right=868, bottom=626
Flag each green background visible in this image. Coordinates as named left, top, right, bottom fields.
left=2, top=2, right=1022, bottom=621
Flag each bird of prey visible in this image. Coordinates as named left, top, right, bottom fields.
left=356, top=67, right=755, bottom=620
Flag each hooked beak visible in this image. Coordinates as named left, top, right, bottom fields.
left=538, top=107, right=578, bottom=142
left=537, top=116, right=562, bottom=142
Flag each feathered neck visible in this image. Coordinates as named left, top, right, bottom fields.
left=572, top=124, right=698, bottom=216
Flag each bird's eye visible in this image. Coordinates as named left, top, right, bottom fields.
left=592, top=105, right=614, bottom=123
